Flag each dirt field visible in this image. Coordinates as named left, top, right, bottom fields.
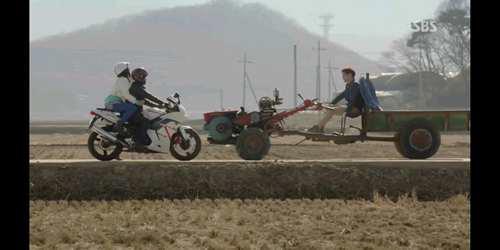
left=29, top=116, right=469, bottom=160
left=30, top=196, right=469, bottom=250
left=30, top=160, right=470, bottom=201
left=30, top=133, right=469, bottom=160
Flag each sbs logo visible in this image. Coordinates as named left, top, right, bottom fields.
left=410, top=19, right=437, bottom=33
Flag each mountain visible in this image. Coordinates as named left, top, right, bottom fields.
left=30, top=0, right=384, bottom=120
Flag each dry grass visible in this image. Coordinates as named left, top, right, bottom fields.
left=30, top=195, right=469, bottom=249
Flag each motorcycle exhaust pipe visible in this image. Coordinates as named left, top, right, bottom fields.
left=91, top=126, right=128, bottom=147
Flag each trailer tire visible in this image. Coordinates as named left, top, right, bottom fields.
left=236, top=127, right=271, bottom=160
left=397, top=118, right=441, bottom=159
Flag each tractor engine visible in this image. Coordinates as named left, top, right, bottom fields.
left=257, top=88, right=283, bottom=123
left=258, top=96, right=276, bottom=121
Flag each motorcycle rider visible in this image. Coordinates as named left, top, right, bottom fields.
left=128, top=67, right=167, bottom=147
left=129, top=67, right=166, bottom=108
left=104, top=62, right=142, bottom=132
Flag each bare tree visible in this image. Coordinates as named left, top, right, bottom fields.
left=380, top=0, right=470, bottom=77
left=435, top=7, right=470, bottom=73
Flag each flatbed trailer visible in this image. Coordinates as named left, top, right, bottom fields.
left=277, top=109, right=470, bottom=159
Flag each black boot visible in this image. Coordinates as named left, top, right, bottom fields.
left=133, top=143, right=148, bottom=153
left=113, top=120, right=124, bottom=132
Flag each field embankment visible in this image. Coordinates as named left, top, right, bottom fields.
left=30, top=160, right=469, bottom=201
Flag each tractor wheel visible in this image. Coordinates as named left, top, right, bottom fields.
left=236, top=127, right=271, bottom=160
left=396, top=118, right=441, bottom=159
left=205, top=116, right=233, bottom=143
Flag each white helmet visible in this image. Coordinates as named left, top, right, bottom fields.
left=114, top=62, right=130, bottom=76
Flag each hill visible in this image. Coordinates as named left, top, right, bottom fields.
left=30, top=0, right=384, bottom=120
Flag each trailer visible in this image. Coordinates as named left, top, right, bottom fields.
left=277, top=109, right=469, bottom=159
left=203, top=91, right=470, bottom=160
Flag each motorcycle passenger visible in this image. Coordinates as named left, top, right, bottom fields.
left=128, top=67, right=167, bottom=147
left=104, top=62, right=141, bottom=132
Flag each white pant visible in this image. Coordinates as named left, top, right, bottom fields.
left=317, top=105, right=347, bottom=128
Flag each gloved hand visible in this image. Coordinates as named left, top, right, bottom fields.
left=163, top=101, right=170, bottom=108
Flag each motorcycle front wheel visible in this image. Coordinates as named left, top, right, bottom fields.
left=87, top=132, right=123, bottom=161
left=170, top=128, right=202, bottom=161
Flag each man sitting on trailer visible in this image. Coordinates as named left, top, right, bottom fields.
left=308, top=67, right=364, bottom=133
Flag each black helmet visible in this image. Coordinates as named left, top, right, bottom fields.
left=131, top=67, right=148, bottom=82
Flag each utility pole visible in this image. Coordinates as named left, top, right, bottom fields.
left=319, top=14, right=334, bottom=41
left=293, top=45, right=298, bottom=107
left=219, top=88, right=223, bottom=111
left=325, top=60, right=339, bottom=100
left=245, top=73, right=259, bottom=107
left=238, top=52, right=254, bottom=110
left=313, top=41, right=327, bottom=100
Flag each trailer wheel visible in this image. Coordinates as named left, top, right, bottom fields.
left=236, top=127, right=271, bottom=160
left=397, top=118, right=441, bottom=159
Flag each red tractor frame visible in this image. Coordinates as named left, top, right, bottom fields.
left=203, top=91, right=323, bottom=160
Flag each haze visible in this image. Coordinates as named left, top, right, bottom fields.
left=30, top=0, right=443, bottom=60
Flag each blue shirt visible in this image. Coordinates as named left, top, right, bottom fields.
left=331, top=82, right=364, bottom=117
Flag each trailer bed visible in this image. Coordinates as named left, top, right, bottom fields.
left=364, top=110, right=470, bottom=132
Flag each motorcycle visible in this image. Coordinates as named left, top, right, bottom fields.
left=87, top=93, right=202, bottom=161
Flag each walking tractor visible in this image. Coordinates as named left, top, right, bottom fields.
left=203, top=78, right=470, bottom=160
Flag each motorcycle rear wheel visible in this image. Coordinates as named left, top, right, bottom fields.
left=87, top=132, right=123, bottom=161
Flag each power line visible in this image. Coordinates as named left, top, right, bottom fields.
left=313, top=41, right=327, bottom=101
left=319, top=14, right=334, bottom=41
left=238, top=52, right=254, bottom=110
left=245, top=74, right=259, bottom=107
left=219, top=88, right=223, bottom=111
left=325, top=60, right=340, bottom=100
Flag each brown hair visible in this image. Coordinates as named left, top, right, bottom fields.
left=341, top=67, right=356, bottom=77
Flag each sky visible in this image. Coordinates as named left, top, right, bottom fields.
left=30, top=0, right=444, bottom=60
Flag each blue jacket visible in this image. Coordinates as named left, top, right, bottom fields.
left=331, top=81, right=364, bottom=117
